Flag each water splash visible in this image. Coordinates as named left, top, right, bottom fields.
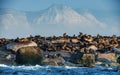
left=0, top=64, right=119, bottom=75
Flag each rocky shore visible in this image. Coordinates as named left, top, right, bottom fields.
left=0, top=32, right=120, bottom=67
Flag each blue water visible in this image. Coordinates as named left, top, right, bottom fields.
left=0, top=64, right=119, bottom=75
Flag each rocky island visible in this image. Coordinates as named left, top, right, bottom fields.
left=0, top=32, right=120, bottom=68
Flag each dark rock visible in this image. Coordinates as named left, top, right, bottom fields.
left=47, top=61, right=58, bottom=66
left=82, top=54, right=95, bottom=67
left=15, top=47, right=43, bottom=65
left=6, top=54, right=15, bottom=61
left=70, top=52, right=83, bottom=64
left=117, top=56, right=120, bottom=64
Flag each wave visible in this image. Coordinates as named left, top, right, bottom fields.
left=0, top=64, right=76, bottom=70
left=0, top=64, right=119, bottom=75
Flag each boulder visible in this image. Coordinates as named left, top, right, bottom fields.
left=96, top=53, right=120, bottom=67
left=43, top=58, right=58, bottom=66
left=42, top=54, right=65, bottom=66
left=6, top=54, right=15, bottom=61
left=82, top=54, right=95, bottom=67
left=54, top=57, right=65, bottom=65
left=117, top=56, right=120, bottom=64
left=47, top=61, right=58, bottom=66
left=15, top=47, right=43, bottom=65
left=0, top=57, right=15, bottom=65
left=6, top=41, right=37, bottom=52
left=70, top=52, right=83, bottom=64
left=97, top=53, right=117, bottom=63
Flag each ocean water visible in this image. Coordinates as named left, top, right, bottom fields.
left=0, top=64, right=119, bottom=75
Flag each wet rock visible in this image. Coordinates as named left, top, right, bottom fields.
left=70, top=52, right=83, bottom=64
left=54, top=57, right=65, bottom=66
left=82, top=54, right=95, bottom=67
left=15, top=47, right=43, bottom=65
left=117, top=56, right=120, bottom=64
left=97, top=53, right=117, bottom=63
left=108, top=63, right=120, bottom=67
left=43, top=58, right=58, bottom=66
left=47, top=61, right=58, bottom=66
left=43, top=53, right=65, bottom=66
left=0, top=57, right=15, bottom=65
left=6, top=54, right=15, bottom=61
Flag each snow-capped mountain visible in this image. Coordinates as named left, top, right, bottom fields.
left=33, top=5, right=112, bottom=35
left=34, top=4, right=107, bottom=29
left=0, top=5, right=119, bottom=38
left=34, top=4, right=85, bottom=25
left=0, top=8, right=33, bottom=38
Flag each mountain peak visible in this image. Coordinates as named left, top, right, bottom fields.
left=49, top=4, right=71, bottom=10
left=45, top=4, right=73, bottom=14
left=35, top=4, right=82, bottom=25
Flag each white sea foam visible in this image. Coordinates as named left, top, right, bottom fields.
left=65, top=66, right=77, bottom=69
left=0, top=64, right=119, bottom=75
left=0, top=64, right=8, bottom=67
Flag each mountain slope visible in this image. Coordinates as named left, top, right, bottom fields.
left=0, top=9, right=33, bottom=38
left=34, top=5, right=107, bottom=28
left=0, top=5, right=119, bottom=38
left=34, top=5, right=85, bottom=25
left=35, top=5, right=119, bottom=36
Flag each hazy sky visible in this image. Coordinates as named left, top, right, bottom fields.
left=0, top=0, right=120, bottom=20
left=0, top=0, right=119, bottom=19
left=0, top=0, right=119, bottom=12
left=0, top=0, right=120, bottom=38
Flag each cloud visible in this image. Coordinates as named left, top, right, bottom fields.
left=0, top=6, right=119, bottom=38
left=0, top=10, right=33, bottom=38
left=34, top=5, right=119, bottom=36
left=78, top=13, right=119, bottom=35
